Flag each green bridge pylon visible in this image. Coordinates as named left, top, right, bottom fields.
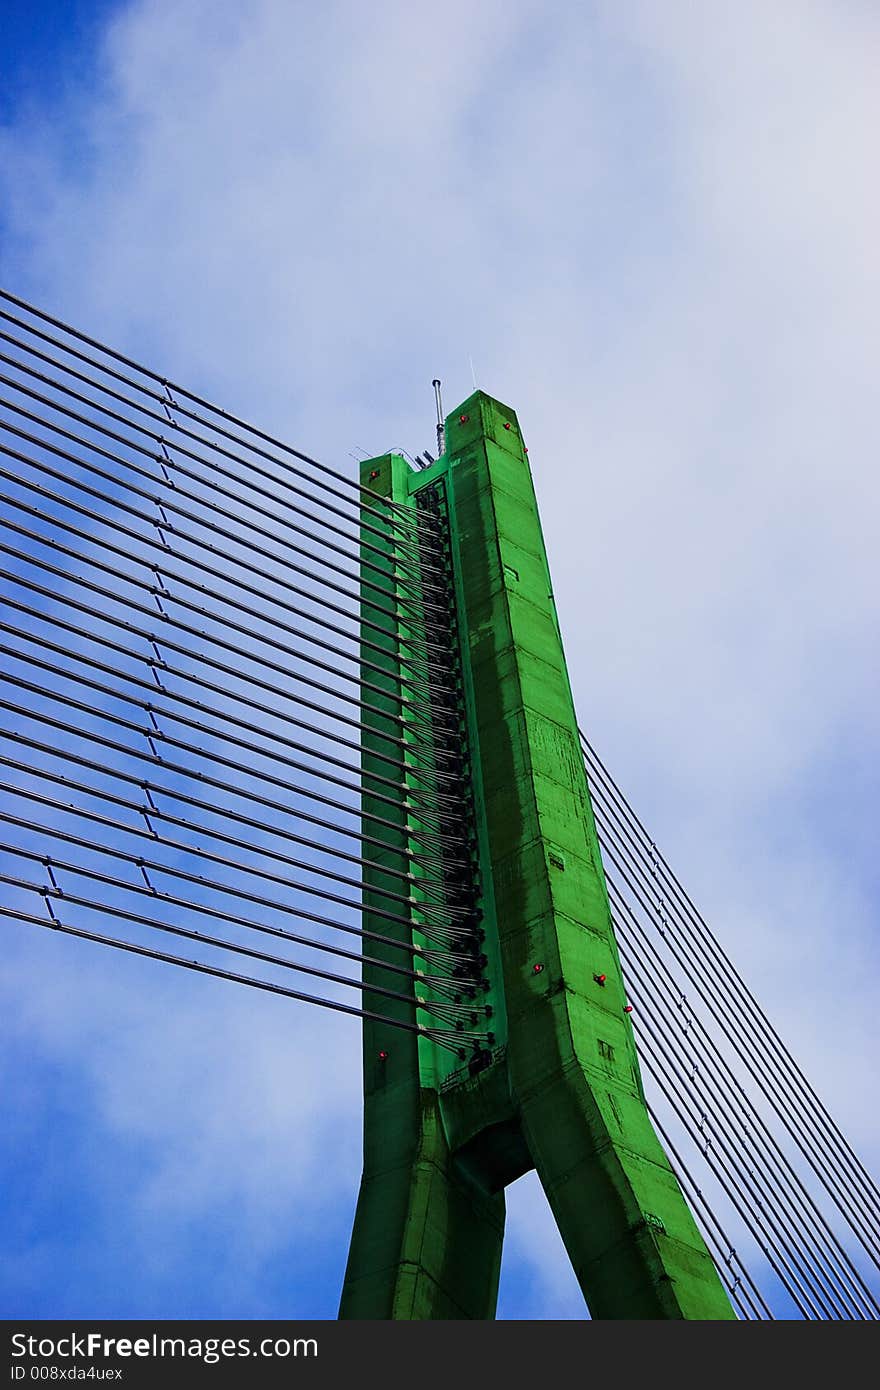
left=339, top=392, right=735, bottom=1321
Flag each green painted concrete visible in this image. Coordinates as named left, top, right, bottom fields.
left=340, top=401, right=735, bottom=1320
left=338, top=452, right=504, bottom=1320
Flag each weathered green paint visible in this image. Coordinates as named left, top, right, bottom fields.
left=443, top=394, right=734, bottom=1319
left=340, top=401, right=735, bottom=1320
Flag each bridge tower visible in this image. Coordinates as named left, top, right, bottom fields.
left=339, top=392, right=735, bottom=1320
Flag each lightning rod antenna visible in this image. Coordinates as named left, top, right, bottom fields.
left=432, top=378, right=445, bottom=456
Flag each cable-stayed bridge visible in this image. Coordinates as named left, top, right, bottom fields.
left=0, top=288, right=877, bottom=1319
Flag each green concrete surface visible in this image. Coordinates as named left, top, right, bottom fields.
left=339, top=398, right=734, bottom=1321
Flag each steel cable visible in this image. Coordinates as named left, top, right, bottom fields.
left=648, top=1105, right=772, bottom=1319
left=1, top=904, right=482, bottom=1056
left=0, top=839, right=477, bottom=988
left=608, top=873, right=877, bottom=1318
left=0, top=788, right=479, bottom=946
left=0, top=410, right=439, bottom=628
left=0, top=312, right=442, bottom=547
left=585, top=746, right=880, bottom=1273
left=583, top=732, right=880, bottom=1249
left=0, top=290, right=436, bottom=533
left=609, top=882, right=871, bottom=1318
left=2, top=871, right=488, bottom=1027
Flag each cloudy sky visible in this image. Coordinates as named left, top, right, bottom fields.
left=1, top=0, right=877, bottom=1320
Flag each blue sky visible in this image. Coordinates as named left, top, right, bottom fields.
left=0, top=0, right=878, bottom=1320
left=1, top=3, right=114, bottom=113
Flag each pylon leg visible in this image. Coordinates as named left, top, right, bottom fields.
left=339, top=1088, right=504, bottom=1319
left=445, top=393, right=735, bottom=1319
left=519, top=1074, right=731, bottom=1318
left=341, top=449, right=504, bottom=1320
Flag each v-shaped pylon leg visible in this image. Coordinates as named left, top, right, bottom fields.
left=339, top=1087, right=504, bottom=1319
